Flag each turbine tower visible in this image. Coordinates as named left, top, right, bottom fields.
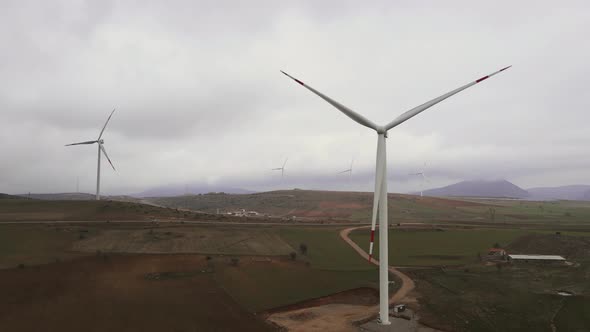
left=281, top=66, right=510, bottom=324
left=272, top=158, right=288, bottom=178
left=410, top=162, right=428, bottom=197
left=65, top=109, right=117, bottom=201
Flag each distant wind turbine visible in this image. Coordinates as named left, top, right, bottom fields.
left=409, top=162, right=429, bottom=197
left=272, top=158, right=288, bottom=178
left=65, top=109, right=117, bottom=201
left=281, top=66, right=511, bottom=325
left=338, top=158, right=354, bottom=179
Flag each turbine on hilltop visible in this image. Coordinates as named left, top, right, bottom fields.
left=65, top=109, right=117, bottom=201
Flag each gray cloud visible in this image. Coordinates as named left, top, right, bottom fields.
left=1, top=0, right=589, bottom=195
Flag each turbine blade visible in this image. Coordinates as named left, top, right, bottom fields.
left=281, top=71, right=379, bottom=131
left=385, top=66, right=511, bottom=130
left=338, top=169, right=351, bottom=174
left=98, top=109, right=116, bottom=140
left=283, top=158, right=288, bottom=168
left=100, top=144, right=116, bottom=171
left=65, top=140, right=98, bottom=146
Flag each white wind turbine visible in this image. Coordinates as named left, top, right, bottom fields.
left=281, top=66, right=511, bottom=324
left=410, top=162, right=429, bottom=197
left=338, top=158, right=354, bottom=179
left=272, top=158, right=288, bottom=178
left=65, top=109, right=117, bottom=201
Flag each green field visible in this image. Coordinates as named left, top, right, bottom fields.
left=350, top=228, right=528, bottom=266
left=146, top=190, right=590, bottom=227
left=0, top=225, right=91, bottom=268
left=554, top=297, right=590, bottom=332
left=412, top=260, right=590, bottom=332
left=0, top=223, right=383, bottom=312
left=214, top=261, right=379, bottom=312
left=457, top=199, right=590, bottom=224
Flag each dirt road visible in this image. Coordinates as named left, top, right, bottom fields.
left=339, top=226, right=415, bottom=303
left=267, top=226, right=415, bottom=331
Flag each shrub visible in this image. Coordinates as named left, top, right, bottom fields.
left=289, top=252, right=297, bottom=261
left=230, top=257, right=239, bottom=266
left=299, top=243, right=308, bottom=255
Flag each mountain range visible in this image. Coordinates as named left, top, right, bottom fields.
left=422, top=180, right=529, bottom=198
left=10, top=181, right=590, bottom=202
left=422, top=180, right=590, bottom=201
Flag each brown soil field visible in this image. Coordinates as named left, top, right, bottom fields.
left=0, top=254, right=273, bottom=332
left=263, top=287, right=378, bottom=316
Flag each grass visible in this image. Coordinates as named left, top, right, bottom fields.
left=278, top=227, right=375, bottom=270
left=73, top=225, right=295, bottom=255
left=554, top=297, right=590, bottom=332
left=214, top=261, right=379, bottom=312
left=457, top=199, right=590, bottom=224
left=413, top=262, right=590, bottom=332
left=350, top=228, right=528, bottom=266
left=0, top=223, right=384, bottom=312
left=0, top=225, right=92, bottom=268
left=212, top=226, right=383, bottom=311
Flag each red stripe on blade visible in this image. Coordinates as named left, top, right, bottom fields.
left=368, top=255, right=372, bottom=262
left=294, top=78, right=305, bottom=86
left=370, top=230, right=375, bottom=242
left=476, top=75, right=489, bottom=83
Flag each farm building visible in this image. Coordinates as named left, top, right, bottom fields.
left=507, top=254, right=566, bottom=265
left=486, top=248, right=506, bottom=259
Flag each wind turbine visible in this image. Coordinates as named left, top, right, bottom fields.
left=65, top=109, right=117, bottom=201
left=272, top=158, right=288, bottom=178
left=338, top=158, right=354, bottom=179
left=281, top=66, right=511, bottom=325
left=409, top=162, right=428, bottom=197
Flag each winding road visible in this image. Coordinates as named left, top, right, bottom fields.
left=267, top=226, right=416, bottom=331
left=339, top=226, right=415, bottom=303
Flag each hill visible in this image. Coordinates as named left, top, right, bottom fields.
left=144, top=189, right=494, bottom=222
left=0, top=198, right=197, bottom=222
left=16, top=192, right=143, bottom=203
left=0, top=193, right=28, bottom=199
left=18, top=192, right=98, bottom=200
left=134, top=184, right=255, bottom=197
left=527, top=185, right=590, bottom=201
left=423, top=180, right=529, bottom=198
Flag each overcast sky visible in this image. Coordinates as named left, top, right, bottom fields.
left=1, top=0, right=589, bottom=195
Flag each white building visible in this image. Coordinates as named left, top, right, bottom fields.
left=507, top=254, right=566, bottom=264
